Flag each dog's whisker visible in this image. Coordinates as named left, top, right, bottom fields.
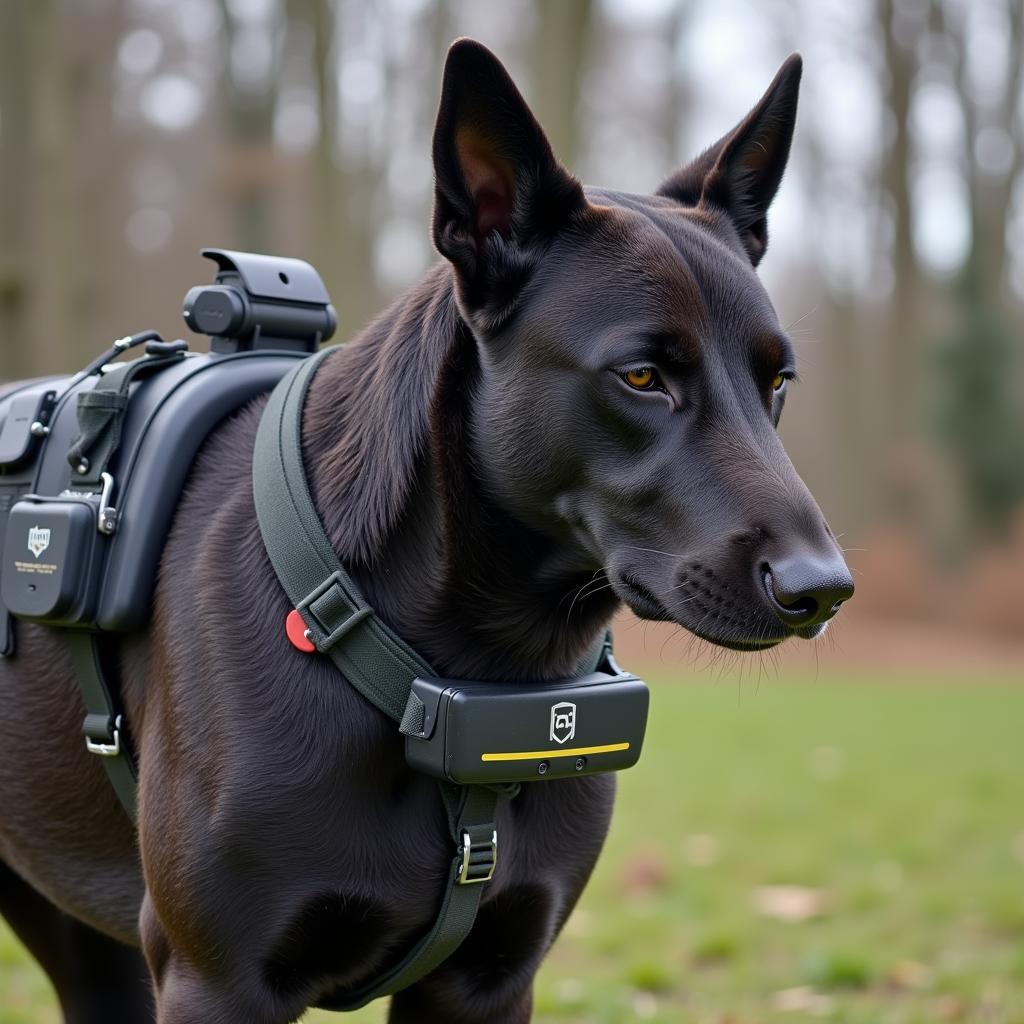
left=561, top=567, right=607, bottom=621
left=784, top=305, right=818, bottom=331
left=564, top=575, right=617, bottom=622
left=619, top=544, right=680, bottom=559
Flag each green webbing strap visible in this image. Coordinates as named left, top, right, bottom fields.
left=326, top=783, right=501, bottom=1010
left=66, top=349, right=186, bottom=488
left=253, top=347, right=502, bottom=1008
left=67, top=631, right=138, bottom=821
left=253, top=347, right=436, bottom=720
left=253, top=347, right=610, bottom=1009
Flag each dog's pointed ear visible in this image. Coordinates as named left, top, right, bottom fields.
left=432, top=39, right=585, bottom=323
left=657, top=54, right=802, bottom=266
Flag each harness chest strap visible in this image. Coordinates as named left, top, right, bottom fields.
left=252, top=347, right=604, bottom=1009
left=252, top=348, right=497, bottom=1008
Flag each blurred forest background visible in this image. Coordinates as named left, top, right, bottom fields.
left=0, top=0, right=1022, bottom=669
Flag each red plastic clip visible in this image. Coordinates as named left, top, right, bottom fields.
left=285, top=609, right=316, bottom=653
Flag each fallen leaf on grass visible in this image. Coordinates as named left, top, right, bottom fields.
left=933, top=994, right=967, bottom=1020
left=886, top=959, right=934, bottom=991
left=682, top=833, right=720, bottom=867
left=632, top=991, right=658, bottom=1019
left=771, top=986, right=834, bottom=1015
left=621, top=848, right=671, bottom=896
left=752, top=885, right=827, bottom=922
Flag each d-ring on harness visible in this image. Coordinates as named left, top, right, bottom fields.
left=252, top=346, right=649, bottom=1009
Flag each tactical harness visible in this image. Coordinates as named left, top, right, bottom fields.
left=0, top=249, right=649, bottom=1009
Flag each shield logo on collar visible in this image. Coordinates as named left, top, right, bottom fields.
left=549, top=701, right=576, bottom=745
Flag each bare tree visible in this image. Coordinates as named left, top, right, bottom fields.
left=532, top=0, right=593, bottom=169
left=0, top=1, right=33, bottom=378
left=935, top=0, right=1024, bottom=538
left=0, top=1, right=78, bottom=377
left=218, top=0, right=282, bottom=253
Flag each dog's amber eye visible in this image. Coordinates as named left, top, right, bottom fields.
left=624, top=367, right=657, bottom=390
left=771, top=373, right=786, bottom=391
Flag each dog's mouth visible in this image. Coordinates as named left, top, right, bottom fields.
left=606, top=540, right=847, bottom=651
left=681, top=621, right=792, bottom=652
left=618, top=576, right=674, bottom=622
left=615, top=572, right=801, bottom=652
left=687, top=629, right=788, bottom=652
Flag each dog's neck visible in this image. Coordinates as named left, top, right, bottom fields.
left=302, top=265, right=617, bottom=681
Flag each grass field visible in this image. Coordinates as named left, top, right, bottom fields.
left=3, top=674, right=1023, bottom=1023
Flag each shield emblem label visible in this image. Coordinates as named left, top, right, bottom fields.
left=549, top=701, right=576, bottom=744
left=27, top=525, right=51, bottom=559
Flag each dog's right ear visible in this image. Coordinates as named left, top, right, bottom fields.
left=432, top=39, right=585, bottom=328
left=657, top=54, right=802, bottom=267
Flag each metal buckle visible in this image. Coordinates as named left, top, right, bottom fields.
left=97, top=471, right=118, bottom=535
left=457, top=828, right=497, bottom=885
left=85, top=714, right=122, bottom=757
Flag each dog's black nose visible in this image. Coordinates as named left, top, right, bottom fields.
left=762, top=553, right=854, bottom=629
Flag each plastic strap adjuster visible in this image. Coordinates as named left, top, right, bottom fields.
left=83, top=712, right=122, bottom=757
left=457, top=828, right=497, bottom=885
left=298, top=571, right=374, bottom=651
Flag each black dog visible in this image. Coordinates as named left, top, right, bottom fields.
left=0, top=39, right=852, bottom=1023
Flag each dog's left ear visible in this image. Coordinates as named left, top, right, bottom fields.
left=432, top=38, right=586, bottom=325
left=657, top=54, right=802, bottom=266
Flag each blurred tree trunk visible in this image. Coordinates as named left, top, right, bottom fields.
left=662, top=5, right=694, bottom=174
left=532, top=0, right=592, bottom=169
left=295, top=0, right=379, bottom=341
left=0, top=1, right=78, bottom=378
left=878, top=0, right=919, bottom=449
left=935, top=0, right=1024, bottom=539
left=0, top=2, right=32, bottom=378
left=65, top=1, right=126, bottom=367
left=27, top=0, right=77, bottom=376
left=219, top=0, right=280, bottom=252
left=807, top=122, right=870, bottom=529
left=300, top=0, right=346, bottom=313
left=953, top=0, right=1022, bottom=305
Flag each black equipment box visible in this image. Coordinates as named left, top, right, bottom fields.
left=0, top=350, right=309, bottom=631
left=0, top=249, right=334, bottom=640
left=404, top=668, right=649, bottom=784
left=2, top=496, right=100, bottom=622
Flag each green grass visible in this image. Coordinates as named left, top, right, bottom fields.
left=4, top=674, right=1024, bottom=1023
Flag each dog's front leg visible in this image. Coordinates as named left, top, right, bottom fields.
left=141, top=893, right=293, bottom=1024
left=385, top=883, right=555, bottom=1024
left=151, top=960, right=258, bottom=1024
left=388, top=977, right=533, bottom=1024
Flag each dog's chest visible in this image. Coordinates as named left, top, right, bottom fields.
left=273, top=775, right=617, bottom=1005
